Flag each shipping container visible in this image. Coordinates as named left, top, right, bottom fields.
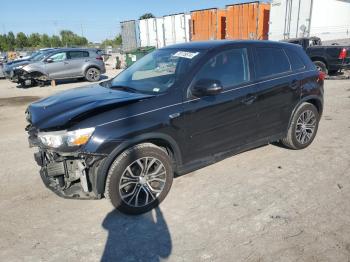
left=163, top=13, right=191, bottom=46
left=226, top=2, right=270, bottom=40
left=190, top=8, right=227, bottom=41
left=120, top=20, right=140, bottom=52
left=269, top=0, right=350, bottom=41
left=139, top=17, right=165, bottom=48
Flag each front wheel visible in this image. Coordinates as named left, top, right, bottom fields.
left=85, top=67, right=101, bottom=82
left=105, top=143, right=173, bottom=215
left=282, top=102, right=320, bottom=150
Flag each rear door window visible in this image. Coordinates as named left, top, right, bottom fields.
left=285, top=49, right=306, bottom=70
left=255, top=47, right=291, bottom=78
left=193, top=48, right=250, bottom=89
left=68, top=51, right=89, bottom=59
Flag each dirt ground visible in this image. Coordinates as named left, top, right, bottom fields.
left=0, top=71, right=349, bottom=262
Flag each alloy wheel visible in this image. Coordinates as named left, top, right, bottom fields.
left=119, top=157, right=167, bottom=207
left=87, top=68, right=100, bottom=81
left=295, top=110, right=317, bottom=144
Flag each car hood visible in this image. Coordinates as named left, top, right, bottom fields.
left=6, top=58, right=30, bottom=66
left=27, top=84, right=154, bottom=130
left=5, top=60, right=30, bottom=70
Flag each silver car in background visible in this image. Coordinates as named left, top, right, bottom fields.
left=3, top=49, right=56, bottom=81
left=0, top=62, right=5, bottom=78
left=15, top=48, right=106, bottom=86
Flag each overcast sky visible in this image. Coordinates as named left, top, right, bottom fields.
left=0, top=0, right=263, bottom=42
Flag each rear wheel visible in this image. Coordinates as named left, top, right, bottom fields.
left=85, top=67, right=101, bottom=82
left=314, top=61, right=328, bottom=75
left=282, top=102, right=320, bottom=150
left=105, top=143, right=173, bottom=215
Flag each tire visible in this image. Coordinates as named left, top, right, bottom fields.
left=105, top=143, right=173, bottom=215
left=328, top=69, right=338, bottom=75
left=313, top=61, right=328, bottom=75
left=85, top=67, right=101, bottom=82
left=282, top=102, right=320, bottom=150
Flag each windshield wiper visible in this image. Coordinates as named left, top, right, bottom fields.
left=100, top=81, right=142, bottom=93
left=109, top=85, right=138, bottom=93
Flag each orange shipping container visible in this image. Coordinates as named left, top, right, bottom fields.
left=190, top=8, right=227, bottom=41
left=226, top=2, right=270, bottom=40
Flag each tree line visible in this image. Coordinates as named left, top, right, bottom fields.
left=0, top=30, right=89, bottom=51
left=100, top=35, right=122, bottom=48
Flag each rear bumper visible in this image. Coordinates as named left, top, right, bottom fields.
left=329, top=58, right=350, bottom=71
left=101, top=65, right=106, bottom=74
left=341, top=62, right=350, bottom=70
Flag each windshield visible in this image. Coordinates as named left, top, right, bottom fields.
left=30, top=51, right=52, bottom=61
left=29, top=51, right=39, bottom=59
left=107, top=49, right=203, bottom=94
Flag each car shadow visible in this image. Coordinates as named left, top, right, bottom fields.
left=101, top=208, right=172, bottom=262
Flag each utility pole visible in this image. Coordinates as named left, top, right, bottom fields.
left=52, top=20, right=59, bottom=35
left=81, top=23, right=84, bottom=37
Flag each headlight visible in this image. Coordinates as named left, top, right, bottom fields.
left=38, top=127, right=95, bottom=148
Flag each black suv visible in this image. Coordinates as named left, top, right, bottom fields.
left=26, top=41, right=324, bottom=214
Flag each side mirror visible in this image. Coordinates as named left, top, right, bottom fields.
left=192, top=79, right=223, bottom=97
left=46, top=58, right=53, bottom=63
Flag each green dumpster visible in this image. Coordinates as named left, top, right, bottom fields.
left=125, top=46, right=156, bottom=67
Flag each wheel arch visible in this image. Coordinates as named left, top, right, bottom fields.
left=310, top=57, right=328, bottom=68
left=287, top=96, right=323, bottom=132
left=84, top=64, right=101, bottom=75
left=94, top=132, right=182, bottom=196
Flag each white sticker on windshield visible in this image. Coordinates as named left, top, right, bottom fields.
left=173, top=51, right=199, bottom=59
left=153, top=88, right=160, bottom=92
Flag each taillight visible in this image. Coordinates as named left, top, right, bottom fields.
left=318, top=71, right=326, bottom=81
left=96, top=56, right=103, bottom=61
left=339, top=48, right=347, bottom=59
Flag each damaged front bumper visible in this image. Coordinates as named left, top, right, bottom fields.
left=34, top=149, right=106, bottom=199
left=13, top=69, right=47, bottom=86
left=13, top=69, right=34, bottom=85
left=28, top=128, right=107, bottom=199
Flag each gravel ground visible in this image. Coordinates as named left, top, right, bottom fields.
left=0, top=73, right=349, bottom=262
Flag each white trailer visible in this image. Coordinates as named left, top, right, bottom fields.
left=269, top=0, right=312, bottom=40
left=269, top=0, right=350, bottom=41
left=163, top=13, right=191, bottom=46
left=310, top=0, right=350, bottom=41
left=139, top=18, right=165, bottom=48
left=156, top=18, right=165, bottom=48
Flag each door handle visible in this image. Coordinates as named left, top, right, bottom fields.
left=289, top=79, right=299, bottom=89
left=241, top=94, right=257, bottom=105
left=64, top=61, right=69, bottom=64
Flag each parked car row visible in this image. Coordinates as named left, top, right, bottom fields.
left=1, top=47, right=106, bottom=87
